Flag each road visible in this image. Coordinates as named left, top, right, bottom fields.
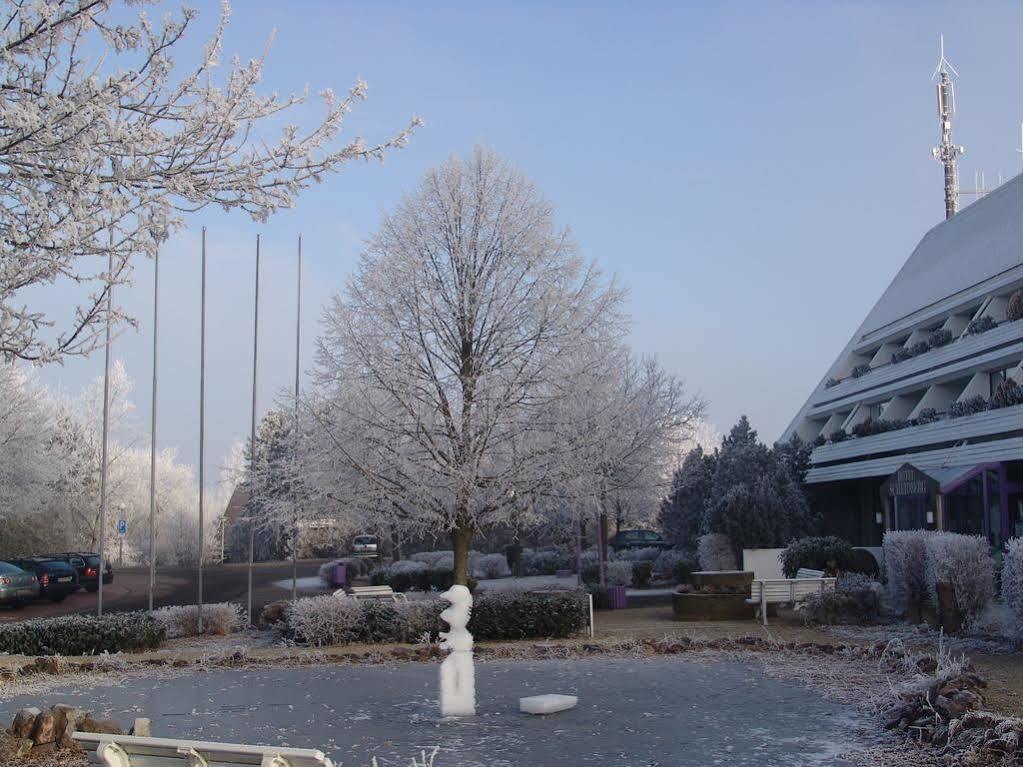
left=0, top=560, right=327, bottom=622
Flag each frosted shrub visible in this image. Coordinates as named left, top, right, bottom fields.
left=1002, top=537, right=1023, bottom=637
left=615, top=546, right=662, bottom=562
left=152, top=603, right=245, bottom=639
left=697, top=533, right=737, bottom=571
left=924, top=532, right=995, bottom=620
left=471, top=553, right=511, bottom=580
left=652, top=549, right=695, bottom=577
left=285, top=595, right=364, bottom=646
left=521, top=548, right=570, bottom=576
left=410, top=551, right=451, bottom=568
left=371, top=560, right=428, bottom=582
left=390, top=598, right=444, bottom=642
left=606, top=560, right=634, bottom=587
left=883, top=530, right=933, bottom=615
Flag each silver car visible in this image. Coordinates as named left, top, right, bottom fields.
left=352, top=535, right=378, bottom=555
left=0, top=561, right=39, bottom=608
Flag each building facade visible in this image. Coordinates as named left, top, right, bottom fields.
left=784, top=175, right=1023, bottom=550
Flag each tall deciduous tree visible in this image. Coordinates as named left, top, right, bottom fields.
left=0, top=0, right=418, bottom=363
left=312, top=147, right=624, bottom=584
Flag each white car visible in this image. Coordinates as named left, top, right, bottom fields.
left=352, top=535, right=378, bottom=555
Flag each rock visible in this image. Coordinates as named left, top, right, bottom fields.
left=51, top=705, right=85, bottom=749
left=12, top=738, right=33, bottom=758
left=30, top=711, right=56, bottom=744
left=78, top=716, right=123, bottom=735
left=11, top=707, right=40, bottom=739
left=130, top=718, right=151, bottom=737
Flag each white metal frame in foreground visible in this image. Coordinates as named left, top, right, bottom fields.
left=73, top=731, right=334, bottom=767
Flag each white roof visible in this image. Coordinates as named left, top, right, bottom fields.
left=859, top=172, right=1023, bottom=337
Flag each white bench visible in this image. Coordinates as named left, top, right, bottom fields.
left=796, top=567, right=825, bottom=579
left=73, top=732, right=334, bottom=767
left=334, top=584, right=408, bottom=602
left=747, top=576, right=836, bottom=625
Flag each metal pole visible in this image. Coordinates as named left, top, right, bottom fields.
left=247, top=234, right=261, bottom=625
left=148, top=248, right=160, bottom=612
left=198, top=227, right=207, bottom=633
left=292, top=235, right=301, bottom=602
left=97, top=250, right=114, bottom=618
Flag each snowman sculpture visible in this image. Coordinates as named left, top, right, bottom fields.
left=438, top=584, right=475, bottom=716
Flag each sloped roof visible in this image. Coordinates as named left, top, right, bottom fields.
left=859, top=172, right=1023, bottom=337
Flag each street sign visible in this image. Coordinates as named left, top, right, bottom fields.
left=117, top=518, right=127, bottom=537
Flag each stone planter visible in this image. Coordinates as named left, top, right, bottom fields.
left=691, top=571, right=754, bottom=590
left=672, top=591, right=751, bottom=621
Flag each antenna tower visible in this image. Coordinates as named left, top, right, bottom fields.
left=931, top=35, right=965, bottom=220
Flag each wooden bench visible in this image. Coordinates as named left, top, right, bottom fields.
left=747, top=575, right=836, bottom=625
left=334, top=584, right=408, bottom=602
left=73, top=731, right=334, bottom=767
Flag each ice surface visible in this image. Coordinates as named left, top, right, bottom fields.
left=519, top=694, right=578, bottom=715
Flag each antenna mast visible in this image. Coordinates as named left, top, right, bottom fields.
left=931, top=35, right=965, bottom=220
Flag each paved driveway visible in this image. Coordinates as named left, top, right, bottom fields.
left=2, top=657, right=867, bottom=766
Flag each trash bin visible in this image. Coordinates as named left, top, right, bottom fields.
left=607, top=585, right=627, bottom=609
left=332, top=563, right=348, bottom=588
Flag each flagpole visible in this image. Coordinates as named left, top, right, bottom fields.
left=97, top=249, right=113, bottom=618
left=148, top=248, right=160, bottom=612
left=198, top=227, right=207, bottom=633
left=291, top=235, right=302, bottom=602
left=248, top=234, right=261, bottom=625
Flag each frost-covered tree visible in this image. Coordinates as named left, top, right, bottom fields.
left=657, top=445, right=714, bottom=550
left=311, top=147, right=625, bottom=584
left=0, top=0, right=418, bottom=363
left=701, top=417, right=817, bottom=560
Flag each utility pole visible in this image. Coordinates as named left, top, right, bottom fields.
left=247, top=234, right=261, bottom=625
left=148, top=248, right=160, bottom=612
left=292, top=235, right=302, bottom=602
left=97, top=249, right=113, bottom=618
left=197, top=227, right=207, bottom=634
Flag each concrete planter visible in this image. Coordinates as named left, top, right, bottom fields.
left=672, top=591, right=751, bottom=621
left=691, top=571, right=754, bottom=590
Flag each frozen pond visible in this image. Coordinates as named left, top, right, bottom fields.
left=2, top=657, right=868, bottom=766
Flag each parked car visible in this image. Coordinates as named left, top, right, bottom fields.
left=46, top=552, right=113, bottom=592
left=0, top=561, right=39, bottom=608
left=10, top=557, right=79, bottom=602
left=351, top=535, right=379, bottom=555
left=608, top=529, right=672, bottom=552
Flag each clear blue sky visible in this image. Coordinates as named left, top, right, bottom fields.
left=39, top=0, right=1023, bottom=476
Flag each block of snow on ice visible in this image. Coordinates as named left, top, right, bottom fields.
left=519, top=694, right=578, bottom=715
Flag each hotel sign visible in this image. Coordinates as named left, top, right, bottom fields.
left=883, top=464, right=937, bottom=498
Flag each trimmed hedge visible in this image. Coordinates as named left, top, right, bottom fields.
left=468, top=591, right=588, bottom=640
left=282, top=590, right=588, bottom=646
left=780, top=536, right=878, bottom=578
left=0, top=612, right=165, bottom=656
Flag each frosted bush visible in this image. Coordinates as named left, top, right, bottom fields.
left=390, top=598, right=444, bottom=642
left=521, top=548, right=570, bottom=575
left=1002, top=537, right=1023, bottom=637
left=152, top=602, right=245, bottom=639
left=615, top=546, right=662, bottom=562
left=471, top=553, right=511, bottom=579
left=285, top=595, right=364, bottom=646
left=924, top=532, right=995, bottom=620
left=410, top=551, right=451, bottom=568
left=882, top=530, right=933, bottom=614
left=652, top=549, right=695, bottom=578
left=369, top=559, right=428, bottom=583
left=697, top=533, right=737, bottom=571
left=604, top=560, right=634, bottom=587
